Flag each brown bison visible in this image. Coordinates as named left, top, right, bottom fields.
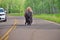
left=24, top=7, right=33, bottom=25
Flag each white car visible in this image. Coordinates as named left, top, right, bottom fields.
left=0, top=8, right=7, bottom=22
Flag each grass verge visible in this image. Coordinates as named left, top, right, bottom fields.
left=7, top=13, right=24, bottom=16
left=34, top=14, right=60, bottom=23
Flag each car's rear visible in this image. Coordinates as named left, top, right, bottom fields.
left=0, top=8, right=7, bottom=22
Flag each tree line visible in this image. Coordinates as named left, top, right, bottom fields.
left=0, top=0, right=60, bottom=14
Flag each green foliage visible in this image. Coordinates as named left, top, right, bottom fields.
left=0, top=0, right=60, bottom=13
left=0, top=0, right=26, bottom=13
left=24, top=0, right=60, bottom=14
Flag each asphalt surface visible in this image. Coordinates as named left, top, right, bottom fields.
left=0, top=16, right=60, bottom=40
left=0, top=16, right=15, bottom=36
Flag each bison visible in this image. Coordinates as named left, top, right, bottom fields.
left=24, top=7, right=33, bottom=25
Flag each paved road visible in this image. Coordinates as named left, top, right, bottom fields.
left=0, top=16, right=15, bottom=37
left=0, top=16, right=60, bottom=40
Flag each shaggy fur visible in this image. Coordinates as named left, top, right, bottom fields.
left=24, top=7, right=33, bottom=25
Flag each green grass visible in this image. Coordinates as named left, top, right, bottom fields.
left=34, top=14, right=60, bottom=23
left=7, top=13, right=60, bottom=23
left=7, top=13, right=24, bottom=16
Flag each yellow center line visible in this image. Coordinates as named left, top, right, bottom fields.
left=4, top=35, right=9, bottom=40
left=0, top=19, right=17, bottom=40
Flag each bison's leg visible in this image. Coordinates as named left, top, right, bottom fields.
left=25, top=17, right=28, bottom=25
left=25, top=22, right=26, bottom=25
